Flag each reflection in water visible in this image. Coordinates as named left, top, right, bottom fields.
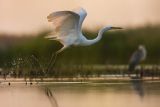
left=131, top=77, right=144, bottom=98
left=0, top=82, right=160, bottom=107
left=44, top=87, right=59, bottom=107
left=48, top=82, right=160, bottom=107
left=0, top=85, right=58, bottom=107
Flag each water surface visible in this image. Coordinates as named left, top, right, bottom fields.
left=0, top=81, right=160, bottom=107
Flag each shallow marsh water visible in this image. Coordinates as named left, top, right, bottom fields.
left=0, top=81, right=160, bottom=107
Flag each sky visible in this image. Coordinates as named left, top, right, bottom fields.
left=0, top=0, right=160, bottom=34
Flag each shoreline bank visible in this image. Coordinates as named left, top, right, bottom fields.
left=0, top=77, right=160, bottom=84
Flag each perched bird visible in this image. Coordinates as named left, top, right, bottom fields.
left=128, top=45, right=147, bottom=72
left=45, top=8, right=122, bottom=53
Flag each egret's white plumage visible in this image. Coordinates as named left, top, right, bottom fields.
left=46, top=8, right=122, bottom=53
left=45, top=8, right=122, bottom=72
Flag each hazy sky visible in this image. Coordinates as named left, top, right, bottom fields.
left=0, top=0, right=160, bottom=34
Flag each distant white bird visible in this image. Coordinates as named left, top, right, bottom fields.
left=129, top=45, right=147, bottom=72
left=45, top=8, right=122, bottom=53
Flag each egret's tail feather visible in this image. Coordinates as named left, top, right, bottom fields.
left=45, top=35, right=57, bottom=39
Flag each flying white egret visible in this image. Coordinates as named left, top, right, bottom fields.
left=45, top=8, right=122, bottom=72
left=45, top=8, right=122, bottom=53
left=128, top=45, right=147, bottom=77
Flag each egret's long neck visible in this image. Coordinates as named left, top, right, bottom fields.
left=84, top=27, right=111, bottom=45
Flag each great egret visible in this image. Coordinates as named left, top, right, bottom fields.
left=45, top=8, right=122, bottom=72
left=128, top=45, right=147, bottom=75
left=45, top=8, right=122, bottom=53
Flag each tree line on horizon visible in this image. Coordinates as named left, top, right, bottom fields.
left=0, top=25, right=160, bottom=69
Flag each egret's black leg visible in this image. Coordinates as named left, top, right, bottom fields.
left=47, top=52, right=58, bottom=73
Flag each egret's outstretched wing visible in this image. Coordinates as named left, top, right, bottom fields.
left=46, top=11, right=80, bottom=41
left=73, top=8, right=87, bottom=29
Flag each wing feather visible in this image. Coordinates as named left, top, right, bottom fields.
left=45, top=8, right=87, bottom=52
left=47, top=11, right=80, bottom=40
